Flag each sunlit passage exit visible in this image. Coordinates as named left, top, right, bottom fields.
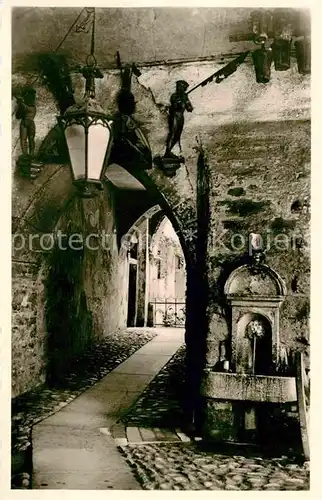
left=125, top=215, right=186, bottom=329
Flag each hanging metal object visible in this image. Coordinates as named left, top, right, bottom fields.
left=251, top=9, right=273, bottom=45
left=295, top=36, right=311, bottom=75
left=252, top=45, right=273, bottom=83
left=271, top=12, right=293, bottom=71
left=272, top=37, right=292, bottom=71
left=250, top=10, right=273, bottom=83
left=58, top=99, right=114, bottom=197
left=75, top=7, right=95, bottom=33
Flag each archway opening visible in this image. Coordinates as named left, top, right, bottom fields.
left=148, top=216, right=186, bottom=329
left=121, top=209, right=187, bottom=330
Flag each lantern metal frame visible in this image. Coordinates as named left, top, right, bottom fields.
left=57, top=106, right=114, bottom=197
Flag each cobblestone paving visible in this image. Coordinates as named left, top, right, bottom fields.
left=119, top=343, right=309, bottom=491
left=121, top=442, right=310, bottom=490
left=11, top=329, right=156, bottom=488
left=122, top=345, right=186, bottom=428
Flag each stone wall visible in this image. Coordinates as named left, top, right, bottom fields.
left=44, top=187, right=128, bottom=385
left=12, top=261, right=47, bottom=397
left=203, top=119, right=310, bottom=370
left=12, top=177, right=128, bottom=394
left=136, top=218, right=149, bottom=327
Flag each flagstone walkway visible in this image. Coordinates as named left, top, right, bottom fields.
left=31, top=328, right=185, bottom=489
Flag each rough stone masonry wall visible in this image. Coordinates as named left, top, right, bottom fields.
left=44, top=186, right=128, bottom=385
left=12, top=261, right=47, bottom=397
left=203, top=119, right=310, bottom=369
left=149, top=217, right=186, bottom=301
left=11, top=162, right=128, bottom=395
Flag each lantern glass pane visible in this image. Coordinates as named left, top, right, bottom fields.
left=87, top=121, right=111, bottom=181
left=65, top=124, right=86, bottom=180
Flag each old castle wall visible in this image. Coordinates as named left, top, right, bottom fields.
left=11, top=57, right=310, bottom=397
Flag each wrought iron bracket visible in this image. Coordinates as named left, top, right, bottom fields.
left=73, top=179, right=104, bottom=198
left=16, top=154, right=43, bottom=180
left=153, top=154, right=185, bottom=178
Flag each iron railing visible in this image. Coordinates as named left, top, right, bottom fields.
left=150, top=298, right=185, bottom=327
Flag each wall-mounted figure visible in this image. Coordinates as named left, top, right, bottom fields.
left=80, top=56, right=104, bottom=99
left=154, top=52, right=249, bottom=177
left=245, top=317, right=271, bottom=375
left=111, top=52, right=152, bottom=169
left=165, top=80, right=193, bottom=159
left=14, top=86, right=44, bottom=179
left=153, top=79, right=194, bottom=177
left=15, top=87, right=37, bottom=157
left=116, top=52, right=141, bottom=115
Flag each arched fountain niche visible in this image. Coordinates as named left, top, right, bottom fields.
left=200, top=262, right=302, bottom=447
left=224, top=263, right=287, bottom=375
left=236, top=312, right=272, bottom=376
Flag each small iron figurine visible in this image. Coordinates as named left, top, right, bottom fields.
left=15, top=87, right=36, bottom=156
left=154, top=80, right=193, bottom=177
left=15, top=87, right=43, bottom=179
left=80, top=55, right=104, bottom=99
left=117, top=59, right=141, bottom=112
left=113, top=53, right=151, bottom=168
left=165, top=80, right=193, bottom=158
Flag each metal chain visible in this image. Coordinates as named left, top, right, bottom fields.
left=90, top=8, right=96, bottom=56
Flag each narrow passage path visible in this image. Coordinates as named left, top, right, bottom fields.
left=31, top=328, right=184, bottom=489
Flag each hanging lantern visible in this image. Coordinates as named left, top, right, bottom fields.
left=295, top=36, right=311, bottom=74
left=58, top=99, right=114, bottom=197
left=57, top=8, right=114, bottom=197
left=252, top=45, right=273, bottom=83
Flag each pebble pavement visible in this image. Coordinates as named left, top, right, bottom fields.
left=120, top=442, right=310, bottom=491
left=118, top=345, right=309, bottom=491
left=12, top=329, right=310, bottom=491
left=11, top=329, right=156, bottom=488
left=122, top=345, right=186, bottom=428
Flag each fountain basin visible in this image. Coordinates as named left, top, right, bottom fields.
left=201, top=372, right=297, bottom=403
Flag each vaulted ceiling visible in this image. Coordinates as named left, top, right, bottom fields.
left=12, top=7, right=310, bottom=72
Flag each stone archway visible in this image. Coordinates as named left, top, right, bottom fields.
left=12, top=150, right=197, bottom=394
left=34, top=122, right=197, bottom=264
left=12, top=64, right=199, bottom=422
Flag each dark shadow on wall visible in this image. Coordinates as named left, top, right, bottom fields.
left=44, top=242, right=93, bottom=387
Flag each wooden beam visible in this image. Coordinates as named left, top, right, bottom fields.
left=295, top=351, right=310, bottom=461
left=229, top=33, right=256, bottom=42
